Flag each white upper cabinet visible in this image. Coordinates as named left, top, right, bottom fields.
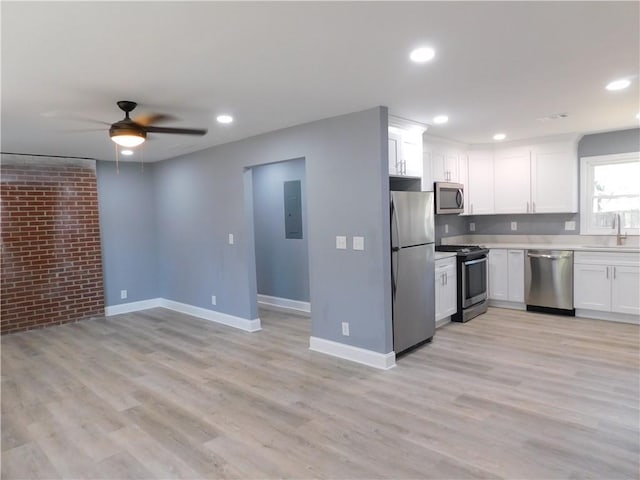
left=432, top=150, right=460, bottom=183
left=493, top=147, right=532, bottom=214
left=466, top=150, right=494, bottom=215
left=423, top=136, right=467, bottom=187
left=489, top=136, right=579, bottom=215
left=388, top=130, right=403, bottom=176
left=530, top=141, right=578, bottom=213
left=388, top=116, right=426, bottom=179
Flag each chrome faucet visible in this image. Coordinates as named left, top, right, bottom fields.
left=614, top=213, right=627, bottom=246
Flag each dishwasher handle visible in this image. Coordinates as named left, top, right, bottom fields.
left=527, top=252, right=572, bottom=260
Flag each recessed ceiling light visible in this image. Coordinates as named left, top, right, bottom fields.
left=120, top=149, right=134, bottom=156
left=409, top=47, right=435, bottom=63
left=493, top=133, right=506, bottom=141
left=606, top=79, right=631, bottom=91
left=433, top=115, right=449, bottom=124
left=216, top=114, right=233, bottom=124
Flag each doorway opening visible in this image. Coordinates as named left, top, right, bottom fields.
left=247, top=158, right=311, bottom=331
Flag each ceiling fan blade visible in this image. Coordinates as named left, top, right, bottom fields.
left=144, top=126, right=208, bottom=136
left=134, top=113, right=177, bottom=126
left=44, top=112, right=111, bottom=126
left=59, top=128, right=106, bottom=133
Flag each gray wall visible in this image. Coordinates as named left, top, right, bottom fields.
left=96, top=161, right=158, bottom=305
left=153, top=107, right=392, bottom=353
left=252, top=158, right=309, bottom=302
left=578, top=128, right=640, bottom=157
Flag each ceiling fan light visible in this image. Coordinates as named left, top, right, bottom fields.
left=111, top=134, right=145, bottom=147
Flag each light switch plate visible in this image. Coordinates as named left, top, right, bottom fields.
left=120, top=289, right=127, bottom=300
left=341, top=322, right=350, bottom=336
left=469, top=222, right=475, bottom=232
left=228, top=233, right=234, bottom=245
left=510, top=222, right=518, bottom=231
left=336, top=236, right=347, bottom=250
left=565, top=221, right=576, bottom=231
left=444, top=224, right=449, bottom=234
left=353, top=236, right=365, bottom=251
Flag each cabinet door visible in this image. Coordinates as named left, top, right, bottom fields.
left=431, top=150, right=447, bottom=182
left=530, top=142, right=578, bottom=213
left=435, top=259, right=457, bottom=321
left=402, top=138, right=423, bottom=177
left=611, top=265, right=640, bottom=315
left=493, top=148, right=531, bottom=214
left=574, top=264, right=611, bottom=311
left=489, top=249, right=509, bottom=301
left=445, top=153, right=459, bottom=183
left=507, top=250, right=525, bottom=302
left=467, top=150, right=495, bottom=215
left=443, top=261, right=458, bottom=317
left=388, top=131, right=402, bottom=175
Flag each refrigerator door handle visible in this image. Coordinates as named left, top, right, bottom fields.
left=390, top=198, right=400, bottom=300
left=391, top=248, right=399, bottom=300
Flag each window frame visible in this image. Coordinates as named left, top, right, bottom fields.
left=580, top=151, right=640, bottom=236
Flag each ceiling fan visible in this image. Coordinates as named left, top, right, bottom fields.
left=108, top=100, right=207, bottom=147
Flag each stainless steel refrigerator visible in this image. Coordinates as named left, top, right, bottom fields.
left=390, top=191, right=435, bottom=354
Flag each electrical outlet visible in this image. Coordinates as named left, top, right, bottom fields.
left=336, top=236, right=347, bottom=250
left=211, top=295, right=217, bottom=305
left=352, top=236, right=365, bottom=251
left=469, top=222, right=475, bottom=232
left=565, top=221, right=576, bottom=231
left=120, top=289, right=127, bottom=300
left=444, top=224, right=449, bottom=234
left=511, top=221, right=518, bottom=231
left=341, top=322, right=350, bottom=336
left=228, top=233, right=234, bottom=245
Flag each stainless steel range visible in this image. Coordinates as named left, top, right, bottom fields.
left=435, top=245, right=489, bottom=322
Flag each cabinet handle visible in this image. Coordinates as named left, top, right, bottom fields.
left=470, top=204, right=473, bottom=214
left=444, top=272, right=447, bottom=286
left=606, top=266, right=609, bottom=279
left=532, top=201, right=536, bottom=213
left=526, top=202, right=529, bottom=213
left=613, top=266, right=616, bottom=279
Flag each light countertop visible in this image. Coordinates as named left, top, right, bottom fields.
left=435, top=251, right=457, bottom=260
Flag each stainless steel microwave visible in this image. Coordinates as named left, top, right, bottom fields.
left=434, top=182, right=464, bottom=214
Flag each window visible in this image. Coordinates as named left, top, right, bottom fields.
left=580, top=152, right=640, bottom=235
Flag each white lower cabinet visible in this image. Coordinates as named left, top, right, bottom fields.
left=489, top=249, right=524, bottom=305
left=435, top=256, right=457, bottom=322
left=574, top=252, right=640, bottom=318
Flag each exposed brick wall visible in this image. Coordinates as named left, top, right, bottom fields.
left=1, top=157, right=105, bottom=334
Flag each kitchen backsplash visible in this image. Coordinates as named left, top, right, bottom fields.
left=436, top=213, right=580, bottom=244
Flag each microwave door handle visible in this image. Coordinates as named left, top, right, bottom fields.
left=456, top=189, right=463, bottom=208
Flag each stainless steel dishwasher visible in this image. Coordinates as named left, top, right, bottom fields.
left=525, top=250, right=575, bottom=314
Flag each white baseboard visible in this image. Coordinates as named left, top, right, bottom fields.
left=489, top=300, right=526, bottom=310
left=309, top=336, right=396, bottom=370
left=575, top=309, right=639, bottom=325
left=105, top=298, right=162, bottom=316
left=160, top=299, right=261, bottom=332
left=436, top=316, right=451, bottom=329
left=257, top=294, right=311, bottom=316
left=104, top=297, right=261, bottom=332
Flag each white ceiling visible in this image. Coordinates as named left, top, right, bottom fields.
left=2, top=1, right=639, bottom=162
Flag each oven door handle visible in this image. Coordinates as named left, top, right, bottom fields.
left=463, top=257, right=487, bottom=267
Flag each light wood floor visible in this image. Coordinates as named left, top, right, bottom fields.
left=2, top=307, right=639, bottom=479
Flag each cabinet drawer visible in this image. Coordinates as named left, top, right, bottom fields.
left=575, top=251, right=640, bottom=266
